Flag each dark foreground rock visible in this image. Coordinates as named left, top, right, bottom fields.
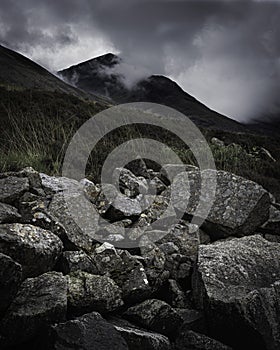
left=0, top=253, right=22, bottom=316
left=0, top=271, right=67, bottom=347
left=50, top=312, right=129, bottom=350
left=0, top=223, right=63, bottom=278
left=193, top=235, right=280, bottom=350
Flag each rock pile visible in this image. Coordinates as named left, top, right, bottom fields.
left=0, top=165, right=279, bottom=349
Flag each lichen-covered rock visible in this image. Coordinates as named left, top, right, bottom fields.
left=106, top=194, right=142, bottom=221
left=113, top=167, right=148, bottom=197
left=0, top=202, right=21, bottom=223
left=0, top=176, right=29, bottom=204
left=93, top=243, right=151, bottom=303
left=48, top=192, right=99, bottom=251
left=123, top=299, right=182, bottom=338
left=0, top=253, right=22, bottom=316
left=67, top=271, right=123, bottom=316
left=174, top=330, right=232, bottom=350
left=110, top=317, right=171, bottom=350
left=192, top=235, right=280, bottom=350
left=0, top=223, right=63, bottom=278
left=57, top=251, right=99, bottom=275
left=50, top=312, right=128, bottom=350
left=0, top=272, right=67, bottom=346
left=39, top=173, right=81, bottom=194
left=172, top=170, right=270, bottom=239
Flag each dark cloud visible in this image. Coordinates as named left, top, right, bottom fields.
left=0, top=0, right=279, bottom=121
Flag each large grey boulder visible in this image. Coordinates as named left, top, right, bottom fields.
left=0, top=272, right=67, bottom=346
left=39, top=173, right=81, bottom=194
left=172, top=170, right=270, bottom=239
left=0, top=223, right=63, bottom=278
left=50, top=312, right=128, bottom=350
left=124, top=299, right=182, bottom=338
left=192, top=235, right=280, bottom=350
left=67, top=271, right=123, bottom=316
left=0, top=176, right=29, bottom=204
left=0, top=253, right=22, bottom=316
left=0, top=202, right=21, bottom=223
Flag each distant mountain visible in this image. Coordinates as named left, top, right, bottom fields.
left=0, top=45, right=109, bottom=104
left=58, top=53, right=248, bottom=132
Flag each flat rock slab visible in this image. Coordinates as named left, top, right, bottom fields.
left=172, top=170, right=270, bottom=239
left=0, top=271, right=67, bottom=347
left=0, top=177, right=29, bottom=204
left=0, top=223, right=63, bottom=278
left=50, top=312, right=128, bottom=350
left=193, top=235, right=280, bottom=350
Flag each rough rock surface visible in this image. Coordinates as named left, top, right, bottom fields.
left=0, top=202, right=21, bottom=223
left=110, top=317, right=171, bottom=350
left=0, top=253, right=22, bottom=316
left=0, top=223, right=63, bottom=277
left=0, top=271, right=67, bottom=346
left=0, top=176, right=29, bottom=204
left=50, top=312, right=128, bottom=350
left=172, top=170, right=270, bottom=238
left=124, top=299, right=182, bottom=338
left=193, top=235, right=280, bottom=350
left=67, top=271, right=123, bottom=316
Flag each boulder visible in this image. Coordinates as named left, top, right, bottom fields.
left=0, top=253, right=22, bottom=316
left=172, top=170, right=270, bottom=239
left=123, top=299, right=182, bottom=338
left=57, top=251, right=99, bottom=275
left=0, top=272, right=67, bottom=346
left=0, top=223, right=63, bottom=278
left=192, top=235, right=280, bottom=350
left=39, top=173, right=81, bottom=194
left=0, top=202, right=21, bottom=223
left=174, top=330, right=232, bottom=350
left=50, top=312, right=128, bottom=350
left=0, top=176, right=29, bottom=204
left=105, top=194, right=142, bottom=221
left=110, top=317, right=171, bottom=350
left=67, top=271, right=123, bottom=316
left=48, top=192, right=99, bottom=251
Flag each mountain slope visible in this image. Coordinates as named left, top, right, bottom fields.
left=0, top=45, right=111, bottom=105
left=58, top=53, right=247, bottom=132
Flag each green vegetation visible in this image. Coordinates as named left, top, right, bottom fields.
left=1, top=86, right=280, bottom=200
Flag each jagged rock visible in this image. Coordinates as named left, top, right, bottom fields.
left=110, top=317, right=171, bottom=350
left=0, top=272, right=67, bottom=346
left=174, top=330, right=232, bottom=350
left=48, top=192, right=99, bottom=251
left=92, top=183, right=118, bottom=214
left=92, top=243, right=151, bottom=303
left=140, top=241, right=168, bottom=291
left=125, top=158, right=150, bottom=178
left=0, top=253, right=22, bottom=316
left=113, top=167, right=148, bottom=197
left=175, top=308, right=206, bottom=334
left=0, top=176, right=29, bottom=204
left=106, top=194, right=142, bottom=221
left=172, top=170, right=270, bottom=239
left=123, top=299, right=182, bottom=338
left=57, top=251, right=99, bottom=275
left=20, top=167, right=43, bottom=194
left=0, top=223, right=63, bottom=278
left=149, top=176, right=166, bottom=194
left=67, top=271, right=123, bottom=316
left=50, top=312, right=128, bottom=350
left=192, top=235, right=280, bottom=350
left=0, top=202, right=21, bottom=223
left=39, top=173, right=81, bottom=194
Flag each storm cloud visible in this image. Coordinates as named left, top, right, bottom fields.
left=0, top=0, right=280, bottom=121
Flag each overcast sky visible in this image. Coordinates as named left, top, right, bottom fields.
left=0, top=0, right=280, bottom=122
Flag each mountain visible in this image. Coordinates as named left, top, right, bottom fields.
left=58, top=53, right=247, bottom=133
left=0, top=44, right=110, bottom=104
